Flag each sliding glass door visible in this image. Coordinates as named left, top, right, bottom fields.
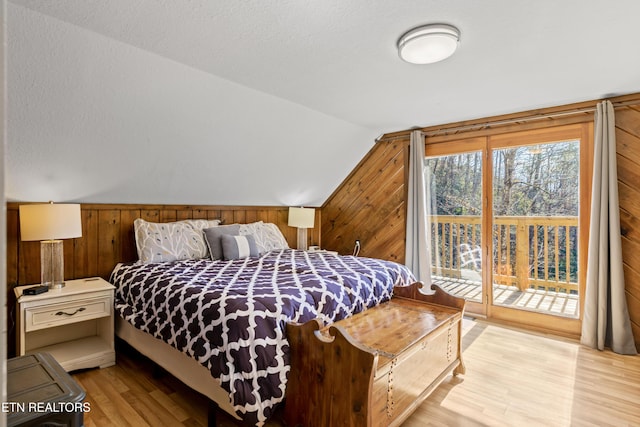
left=425, top=137, right=486, bottom=315
left=425, top=124, right=592, bottom=335
left=491, top=141, right=580, bottom=317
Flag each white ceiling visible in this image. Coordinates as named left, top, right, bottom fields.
left=11, top=0, right=640, bottom=135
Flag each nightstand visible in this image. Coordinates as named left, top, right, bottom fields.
left=15, top=277, right=116, bottom=372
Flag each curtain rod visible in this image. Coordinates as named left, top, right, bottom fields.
left=381, top=98, right=640, bottom=140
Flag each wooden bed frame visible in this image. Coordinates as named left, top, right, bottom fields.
left=285, top=282, right=465, bottom=427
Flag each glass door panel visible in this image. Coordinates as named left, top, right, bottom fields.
left=425, top=150, right=483, bottom=304
left=491, top=140, right=581, bottom=318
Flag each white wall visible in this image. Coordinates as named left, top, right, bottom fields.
left=6, top=4, right=376, bottom=207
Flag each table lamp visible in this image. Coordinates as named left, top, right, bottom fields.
left=288, top=207, right=315, bottom=250
left=19, top=202, right=82, bottom=289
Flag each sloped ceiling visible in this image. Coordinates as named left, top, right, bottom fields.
left=7, top=0, right=640, bottom=206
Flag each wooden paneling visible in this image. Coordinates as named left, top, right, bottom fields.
left=5, top=203, right=316, bottom=357
left=322, top=95, right=640, bottom=349
left=616, top=104, right=640, bottom=349
left=322, top=136, right=409, bottom=260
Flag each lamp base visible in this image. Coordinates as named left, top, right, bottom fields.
left=41, top=240, right=65, bottom=289
left=296, top=228, right=308, bottom=251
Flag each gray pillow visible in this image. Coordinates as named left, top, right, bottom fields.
left=203, top=224, right=240, bottom=260
left=221, top=234, right=259, bottom=260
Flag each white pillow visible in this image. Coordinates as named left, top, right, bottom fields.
left=239, top=221, right=289, bottom=254
left=183, top=219, right=222, bottom=231
left=133, top=218, right=219, bottom=263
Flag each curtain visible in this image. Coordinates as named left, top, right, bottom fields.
left=581, top=100, right=637, bottom=355
left=405, top=130, right=432, bottom=287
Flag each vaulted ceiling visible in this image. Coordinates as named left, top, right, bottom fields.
left=7, top=1, right=640, bottom=206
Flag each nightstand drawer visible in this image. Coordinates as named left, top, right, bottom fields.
left=25, top=297, right=111, bottom=332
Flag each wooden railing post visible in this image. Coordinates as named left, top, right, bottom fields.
left=429, top=215, right=578, bottom=293
left=515, top=218, right=529, bottom=291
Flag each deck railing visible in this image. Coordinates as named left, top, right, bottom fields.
left=429, top=215, right=579, bottom=294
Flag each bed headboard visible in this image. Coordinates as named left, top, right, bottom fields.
left=6, top=203, right=321, bottom=287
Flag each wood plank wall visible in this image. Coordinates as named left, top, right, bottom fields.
left=321, top=94, right=640, bottom=349
left=616, top=104, right=640, bottom=349
left=5, top=203, right=320, bottom=357
left=320, top=137, right=409, bottom=262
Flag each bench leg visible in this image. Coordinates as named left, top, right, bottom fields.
left=207, top=400, right=218, bottom=427
left=152, top=364, right=166, bottom=379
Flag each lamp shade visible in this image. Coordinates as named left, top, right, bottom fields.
left=288, top=207, right=315, bottom=229
left=19, top=203, right=83, bottom=241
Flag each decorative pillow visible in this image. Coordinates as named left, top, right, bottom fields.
left=239, top=221, right=289, bottom=254
left=260, top=222, right=290, bottom=250
left=221, top=234, right=259, bottom=260
left=203, top=224, right=241, bottom=260
left=184, top=219, right=222, bottom=231
left=133, top=218, right=209, bottom=263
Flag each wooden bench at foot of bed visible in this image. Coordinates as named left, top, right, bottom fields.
left=284, top=282, right=466, bottom=427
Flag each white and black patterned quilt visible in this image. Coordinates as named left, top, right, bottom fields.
left=110, top=249, right=415, bottom=426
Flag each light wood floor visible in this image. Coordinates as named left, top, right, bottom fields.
left=73, top=319, right=640, bottom=426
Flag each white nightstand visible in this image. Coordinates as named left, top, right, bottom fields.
left=15, top=277, right=116, bottom=372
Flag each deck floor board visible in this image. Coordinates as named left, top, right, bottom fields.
left=434, top=275, right=579, bottom=318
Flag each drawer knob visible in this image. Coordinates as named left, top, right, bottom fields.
left=55, top=307, right=86, bottom=316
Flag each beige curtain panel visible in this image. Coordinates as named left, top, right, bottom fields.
left=580, top=100, right=637, bottom=355
left=405, top=130, right=432, bottom=286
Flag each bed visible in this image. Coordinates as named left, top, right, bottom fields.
left=110, top=219, right=415, bottom=426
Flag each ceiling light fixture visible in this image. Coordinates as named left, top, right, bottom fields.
left=397, top=24, right=460, bottom=65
